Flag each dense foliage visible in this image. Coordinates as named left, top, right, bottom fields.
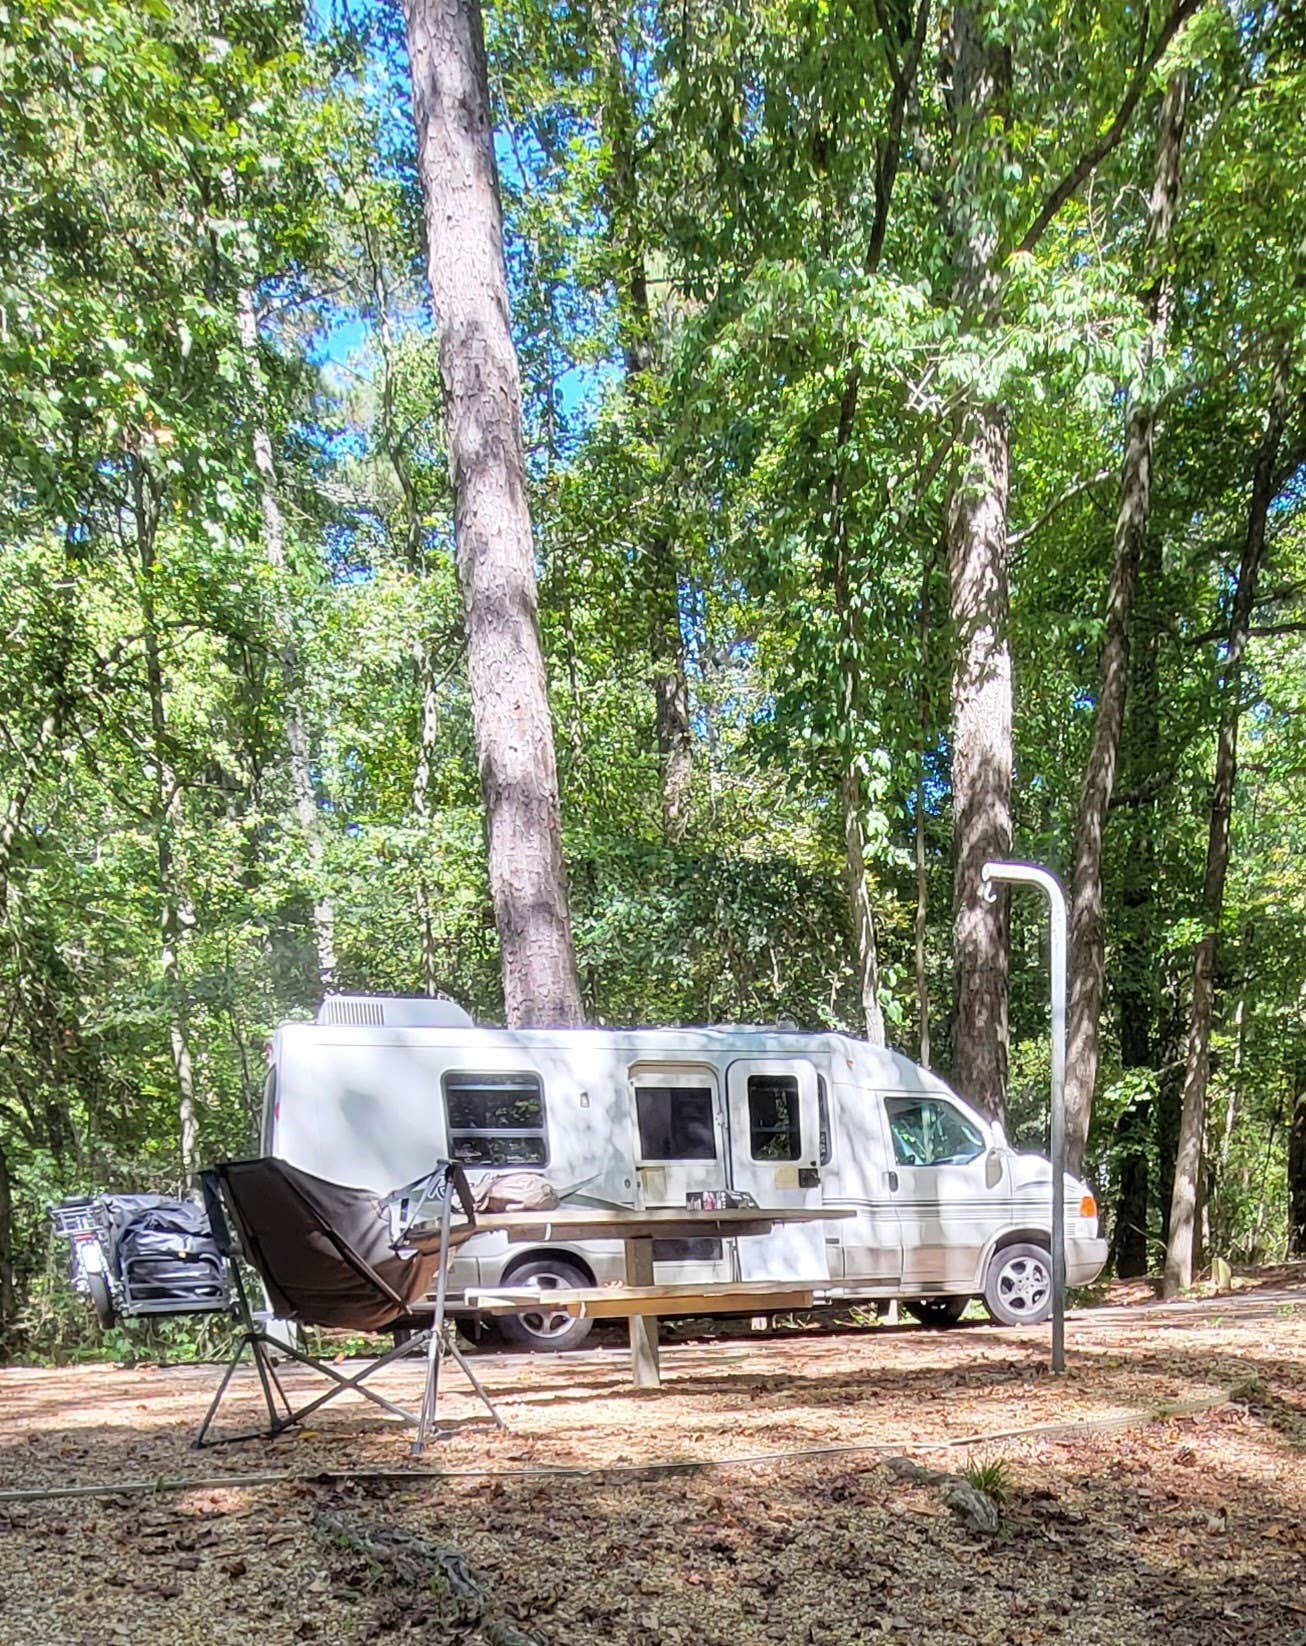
left=2, top=0, right=1304, bottom=1346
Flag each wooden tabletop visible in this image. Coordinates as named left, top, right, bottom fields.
left=411, top=1205, right=852, bottom=1245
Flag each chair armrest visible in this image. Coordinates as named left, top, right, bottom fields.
left=384, top=1161, right=477, bottom=1246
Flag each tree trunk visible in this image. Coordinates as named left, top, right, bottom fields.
left=1164, top=348, right=1290, bottom=1297
left=915, top=550, right=933, bottom=1066
left=841, top=767, right=887, bottom=1045
left=0, top=1139, right=15, bottom=1333
left=946, top=8, right=1013, bottom=1124
left=412, top=639, right=443, bottom=998
left=594, top=6, right=693, bottom=840
left=822, top=4, right=929, bottom=1044
left=403, top=0, right=583, bottom=1027
left=1112, top=482, right=1166, bottom=1275
left=235, top=286, right=337, bottom=992
left=1066, top=74, right=1188, bottom=1175
left=134, top=462, right=200, bottom=1182
left=1290, top=1042, right=1306, bottom=1259
left=650, top=543, right=693, bottom=840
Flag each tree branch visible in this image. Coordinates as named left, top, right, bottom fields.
left=1009, top=467, right=1115, bottom=548
left=1017, top=0, right=1205, bottom=255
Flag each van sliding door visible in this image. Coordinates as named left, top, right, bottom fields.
left=725, top=1060, right=828, bottom=1283
left=629, top=1064, right=733, bottom=1286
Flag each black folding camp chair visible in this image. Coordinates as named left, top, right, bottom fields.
left=195, top=1156, right=504, bottom=1453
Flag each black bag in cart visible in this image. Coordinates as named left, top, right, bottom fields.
left=102, top=1195, right=230, bottom=1315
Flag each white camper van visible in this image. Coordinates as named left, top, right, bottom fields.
left=262, top=996, right=1107, bottom=1350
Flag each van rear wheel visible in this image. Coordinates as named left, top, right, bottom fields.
left=904, top=1296, right=969, bottom=1328
left=495, top=1259, right=594, bottom=1353
left=983, top=1242, right=1053, bottom=1326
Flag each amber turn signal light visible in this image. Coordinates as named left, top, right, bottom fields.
left=1079, top=1194, right=1097, bottom=1219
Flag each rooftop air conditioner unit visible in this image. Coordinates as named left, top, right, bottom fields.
left=315, top=995, right=475, bottom=1028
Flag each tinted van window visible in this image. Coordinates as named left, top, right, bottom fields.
left=442, top=1071, right=548, bottom=1165
left=636, top=1085, right=717, bottom=1160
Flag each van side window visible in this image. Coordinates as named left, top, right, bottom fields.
left=636, top=1086, right=716, bottom=1160
left=817, top=1074, right=832, bottom=1167
left=442, top=1072, right=548, bottom=1165
left=748, top=1074, right=801, bottom=1161
left=885, top=1096, right=984, bottom=1167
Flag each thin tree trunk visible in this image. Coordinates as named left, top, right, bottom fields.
left=946, top=7, right=1013, bottom=1124
left=1164, top=348, right=1290, bottom=1296
left=651, top=563, right=693, bottom=840
left=915, top=551, right=932, bottom=1067
left=1290, top=1042, right=1306, bottom=1259
left=594, top=5, right=693, bottom=840
left=1066, top=75, right=1188, bottom=1174
left=235, top=287, right=337, bottom=992
left=412, top=641, right=442, bottom=998
left=1112, top=489, right=1166, bottom=1275
left=823, top=1, right=929, bottom=1042
left=0, top=1139, right=15, bottom=1332
left=841, top=768, right=887, bottom=1045
left=364, top=232, right=449, bottom=998
left=134, top=462, right=199, bottom=1182
left=403, top=0, right=583, bottom=1027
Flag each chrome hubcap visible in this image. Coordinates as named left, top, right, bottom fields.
left=518, top=1274, right=574, bottom=1338
left=996, top=1255, right=1050, bottom=1316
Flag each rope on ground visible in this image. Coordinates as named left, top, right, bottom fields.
left=0, top=1390, right=1234, bottom=1506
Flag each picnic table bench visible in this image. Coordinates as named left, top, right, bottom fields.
left=414, top=1205, right=852, bottom=1388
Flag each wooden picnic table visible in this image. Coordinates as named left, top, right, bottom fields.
left=413, top=1205, right=851, bottom=1389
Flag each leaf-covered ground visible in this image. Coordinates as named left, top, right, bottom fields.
left=1, top=1284, right=1303, bottom=1645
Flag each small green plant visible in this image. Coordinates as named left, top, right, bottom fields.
left=961, top=1455, right=1014, bottom=1505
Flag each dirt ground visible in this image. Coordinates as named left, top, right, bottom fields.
left=1, top=1281, right=1304, bottom=1646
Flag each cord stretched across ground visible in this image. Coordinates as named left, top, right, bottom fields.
left=0, top=1391, right=1232, bottom=1506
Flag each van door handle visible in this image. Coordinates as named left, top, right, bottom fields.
left=886, top=1171, right=899, bottom=1193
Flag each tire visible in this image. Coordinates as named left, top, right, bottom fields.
left=983, top=1242, right=1053, bottom=1326
left=903, top=1295, right=969, bottom=1328
left=87, top=1269, right=117, bottom=1330
left=495, top=1258, right=595, bottom=1353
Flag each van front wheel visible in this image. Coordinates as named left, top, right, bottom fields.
left=983, top=1243, right=1053, bottom=1326
left=495, top=1259, right=595, bottom=1353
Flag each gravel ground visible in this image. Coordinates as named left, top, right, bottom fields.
left=1, top=1286, right=1303, bottom=1645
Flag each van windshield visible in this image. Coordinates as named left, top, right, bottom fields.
left=885, top=1096, right=984, bottom=1167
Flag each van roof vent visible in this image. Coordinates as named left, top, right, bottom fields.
left=316, top=994, right=475, bottom=1028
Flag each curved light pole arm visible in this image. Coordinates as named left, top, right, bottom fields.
left=979, top=859, right=1068, bottom=1374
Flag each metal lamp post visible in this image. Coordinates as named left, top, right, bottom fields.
left=979, top=859, right=1068, bottom=1374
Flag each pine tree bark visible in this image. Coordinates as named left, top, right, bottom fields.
left=1164, top=348, right=1291, bottom=1296
left=235, top=287, right=337, bottom=992
left=1065, top=74, right=1188, bottom=1175
left=403, top=0, right=583, bottom=1026
left=945, top=7, right=1013, bottom=1123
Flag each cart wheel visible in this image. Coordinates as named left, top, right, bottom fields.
left=87, top=1270, right=117, bottom=1330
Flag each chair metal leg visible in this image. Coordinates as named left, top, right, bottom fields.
left=193, top=1335, right=250, bottom=1449
left=446, top=1337, right=505, bottom=1430
left=412, top=1177, right=455, bottom=1455
left=276, top=1331, right=430, bottom=1429
left=249, top=1334, right=286, bottom=1431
